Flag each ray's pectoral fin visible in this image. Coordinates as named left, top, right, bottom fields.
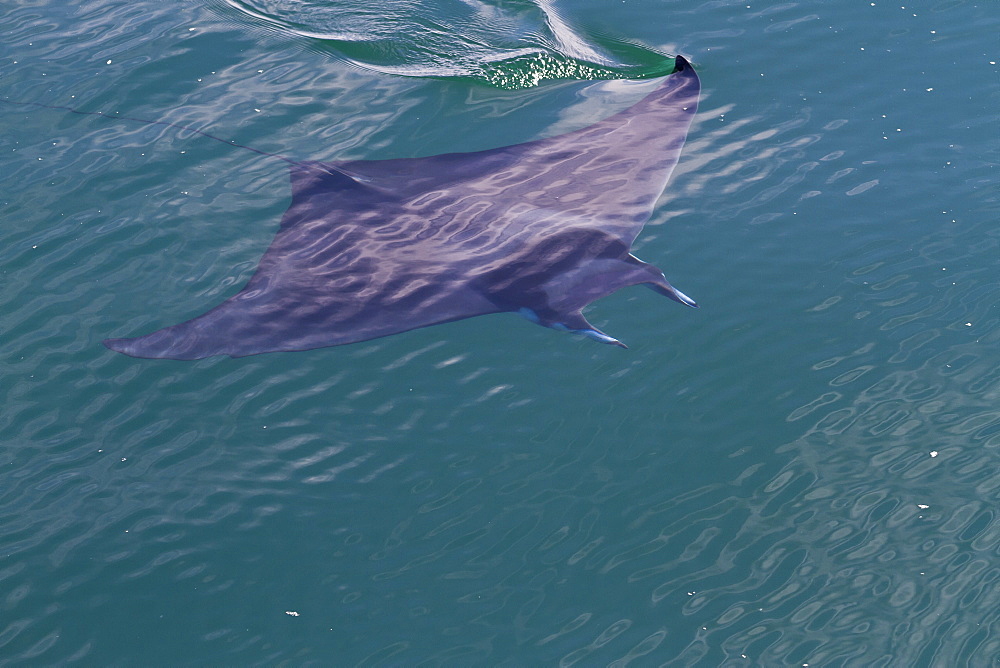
left=521, top=253, right=696, bottom=349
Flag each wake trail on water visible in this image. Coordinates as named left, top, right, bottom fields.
left=217, top=0, right=673, bottom=89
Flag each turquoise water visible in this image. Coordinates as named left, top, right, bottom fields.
left=2, top=0, right=998, bottom=664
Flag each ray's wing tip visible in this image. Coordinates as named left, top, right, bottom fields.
left=103, top=336, right=162, bottom=359
left=102, top=337, right=130, bottom=353
left=102, top=336, right=209, bottom=360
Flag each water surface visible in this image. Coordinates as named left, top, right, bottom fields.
left=1, top=0, right=998, bottom=664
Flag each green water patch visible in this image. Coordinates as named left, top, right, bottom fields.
left=465, top=47, right=675, bottom=89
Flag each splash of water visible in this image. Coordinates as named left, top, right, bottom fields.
left=221, top=0, right=673, bottom=88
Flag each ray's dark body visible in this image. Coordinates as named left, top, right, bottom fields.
left=105, top=56, right=700, bottom=359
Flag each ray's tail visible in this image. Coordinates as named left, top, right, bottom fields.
left=0, top=97, right=304, bottom=167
